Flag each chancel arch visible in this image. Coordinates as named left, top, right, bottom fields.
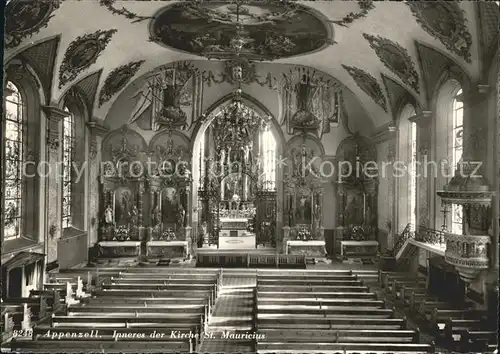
left=191, top=91, right=284, bottom=250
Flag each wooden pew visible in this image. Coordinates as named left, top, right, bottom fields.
left=255, top=341, right=434, bottom=353
left=257, top=284, right=369, bottom=292
left=460, top=329, right=498, bottom=352
left=82, top=296, right=208, bottom=305
left=257, top=328, right=421, bottom=343
left=257, top=316, right=408, bottom=330
left=428, top=308, right=487, bottom=324
left=257, top=305, right=393, bottom=318
left=1, top=312, right=15, bottom=342
left=389, top=278, right=427, bottom=298
left=44, top=277, right=85, bottom=298
left=379, top=271, right=426, bottom=289
left=258, top=279, right=363, bottom=286
left=1, top=303, right=32, bottom=331
left=2, top=296, right=49, bottom=320
left=10, top=337, right=196, bottom=353
left=29, top=289, right=62, bottom=311
left=257, top=298, right=384, bottom=307
left=441, top=318, right=485, bottom=343
left=257, top=291, right=377, bottom=299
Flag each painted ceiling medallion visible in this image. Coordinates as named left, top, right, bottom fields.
left=99, top=60, right=145, bottom=107
left=363, top=33, right=420, bottom=94
left=406, top=1, right=472, bottom=63
left=59, top=29, right=117, bottom=88
left=150, top=2, right=331, bottom=60
left=5, top=0, right=61, bottom=49
left=342, top=64, right=387, bottom=112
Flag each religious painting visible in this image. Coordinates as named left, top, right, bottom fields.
left=406, top=1, right=472, bottom=62
left=342, top=64, right=388, bottom=112
left=161, top=187, right=186, bottom=229
left=363, top=33, right=420, bottom=94
left=59, top=29, right=117, bottom=88
left=114, top=187, right=137, bottom=227
left=5, top=0, right=61, bottom=49
left=150, top=2, right=331, bottom=60
left=98, top=60, right=145, bottom=107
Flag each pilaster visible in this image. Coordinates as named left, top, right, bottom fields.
left=42, top=105, right=71, bottom=263
left=411, top=111, right=433, bottom=230
left=86, top=119, right=109, bottom=247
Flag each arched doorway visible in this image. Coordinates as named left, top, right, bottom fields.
left=191, top=92, right=283, bottom=250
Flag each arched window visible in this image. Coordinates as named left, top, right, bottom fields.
left=451, top=89, right=463, bottom=234
left=62, top=106, right=75, bottom=228
left=3, top=81, right=24, bottom=240
left=260, top=125, right=277, bottom=191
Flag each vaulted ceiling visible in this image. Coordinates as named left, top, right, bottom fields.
left=4, top=0, right=498, bottom=131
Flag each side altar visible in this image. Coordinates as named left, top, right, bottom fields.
left=334, top=134, right=379, bottom=262
left=147, top=134, right=192, bottom=260
left=282, top=143, right=327, bottom=262
left=98, top=130, right=147, bottom=259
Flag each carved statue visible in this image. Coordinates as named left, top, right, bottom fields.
left=178, top=205, right=186, bottom=228
left=130, top=205, right=139, bottom=226
left=104, top=205, right=114, bottom=224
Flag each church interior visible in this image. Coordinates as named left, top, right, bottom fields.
left=1, top=1, right=499, bottom=353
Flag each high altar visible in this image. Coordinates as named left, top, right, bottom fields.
left=282, top=142, right=326, bottom=261
left=196, top=89, right=276, bottom=250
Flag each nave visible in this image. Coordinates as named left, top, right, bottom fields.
left=2, top=262, right=497, bottom=353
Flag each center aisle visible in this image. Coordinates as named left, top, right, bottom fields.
left=199, top=270, right=256, bottom=352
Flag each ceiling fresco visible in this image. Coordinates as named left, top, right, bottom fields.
left=406, top=1, right=472, bottom=63
left=4, top=0, right=61, bottom=49
left=99, top=60, right=145, bottom=107
left=4, top=1, right=487, bottom=129
left=363, top=33, right=420, bottom=94
left=342, top=64, right=387, bottom=112
left=149, top=2, right=332, bottom=60
left=59, top=29, right=117, bottom=88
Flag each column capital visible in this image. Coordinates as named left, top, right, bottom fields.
left=460, top=84, right=490, bottom=104
left=371, top=122, right=398, bottom=144
left=42, top=105, right=70, bottom=123
left=87, top=119, right=109, bottom=138
left=409, top=110, right=432, bottom=127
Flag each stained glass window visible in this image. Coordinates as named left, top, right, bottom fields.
left=261, top=126, right=277, bottom=191
left=62, top=107, right=75, bottom=228
left=4, top=81, right=24, bottom=239
left=451, top=89, right=463, bottom=235
left=409, top=121, right=417, bottom=232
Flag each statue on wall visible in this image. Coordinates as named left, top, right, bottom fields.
left=104, top=205, right=114, bottom=224
left=279, top=67, right=342, bottom=137
left=128, top=63, right=198, bottom=131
